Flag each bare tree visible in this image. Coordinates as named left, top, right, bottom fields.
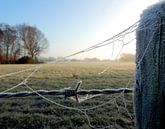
left=0, top=29, right=3, bottom=38
left=0, top=28, right=4, bottom=63
left=18, top=24, right=48, bottom=61
left=0, top=23, right=48, bottom=64
left=0, top=24, right=21, bottom=63
left=1, top=24, right=18, bottom=63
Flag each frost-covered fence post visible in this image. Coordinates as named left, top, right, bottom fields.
left=134, top=2, right=165, bottom=129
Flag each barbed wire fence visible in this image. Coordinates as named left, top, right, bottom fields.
left=0, top=15, right=160, bottom=128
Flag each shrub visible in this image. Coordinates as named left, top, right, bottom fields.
left=16, top=56, right=36, bottom=64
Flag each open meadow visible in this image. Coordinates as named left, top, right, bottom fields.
left=0, top=61, right=135, bottom=129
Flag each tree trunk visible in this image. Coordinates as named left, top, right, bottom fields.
left=134, top=2, right=165, bottom=129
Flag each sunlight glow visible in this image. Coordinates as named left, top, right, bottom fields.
left=43, top=0, right=159, bottom=59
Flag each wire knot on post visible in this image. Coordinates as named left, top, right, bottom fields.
left=64, top=81, right=82, bottom=103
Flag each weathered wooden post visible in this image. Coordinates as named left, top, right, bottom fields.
left=134, top=1, right=165, bottom=129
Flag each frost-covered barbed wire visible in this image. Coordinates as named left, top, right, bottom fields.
left=0, top=88, right=132, bottom=98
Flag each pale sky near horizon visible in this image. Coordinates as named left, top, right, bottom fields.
left=0, top=0, right=159, bottom=59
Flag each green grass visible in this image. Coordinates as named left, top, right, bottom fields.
left=0, top=61, right=135, bottom=129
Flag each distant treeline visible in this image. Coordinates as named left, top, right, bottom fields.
left=41, top=54, right=135, bottom=62
left=119, top=53, right=135, bottom=62
left=0, top=23, right=48, bottom=64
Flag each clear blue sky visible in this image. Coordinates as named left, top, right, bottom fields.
left=0, top=0, right=159, bottom=59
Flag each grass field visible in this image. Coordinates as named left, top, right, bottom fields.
left=0, top=61, right=135, bottom=129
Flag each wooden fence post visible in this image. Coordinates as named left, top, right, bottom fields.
left=134, top=2, right=165, bottom=129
